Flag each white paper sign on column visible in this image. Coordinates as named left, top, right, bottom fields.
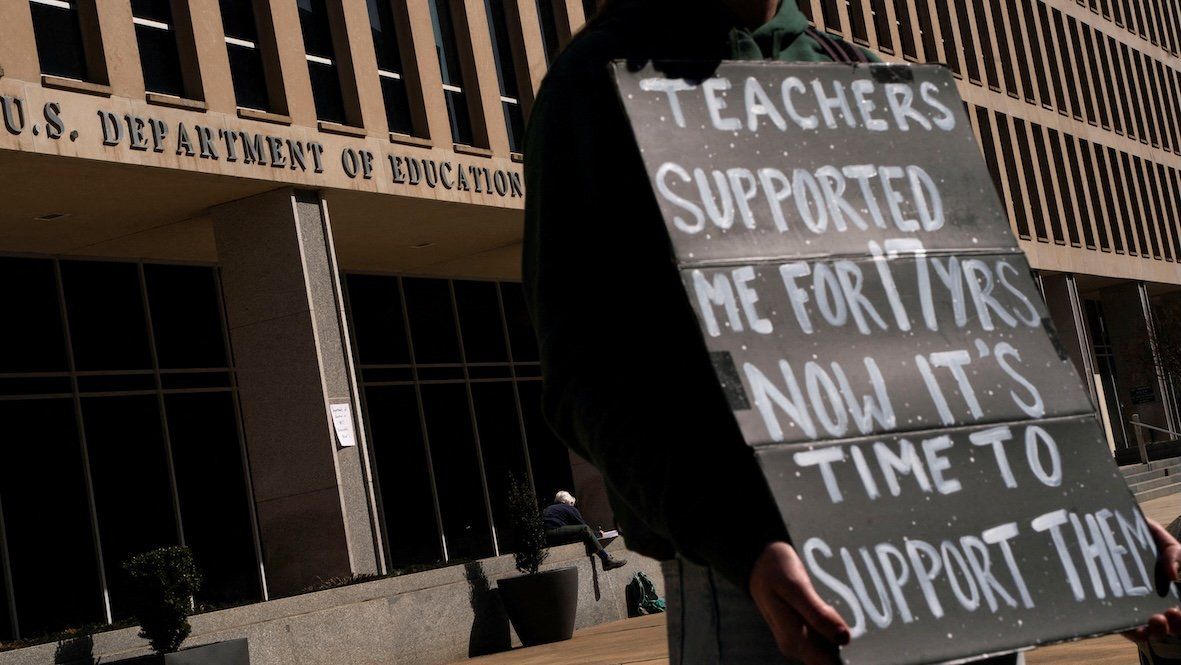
left=330, top=403, right=356, bottom=447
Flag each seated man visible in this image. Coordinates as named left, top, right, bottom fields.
left=543, top=491, right=627, bottom=571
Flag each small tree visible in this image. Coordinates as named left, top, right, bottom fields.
left=506, top=475, right=548, bottom=575
left=123, top=546, right=202, bottom=655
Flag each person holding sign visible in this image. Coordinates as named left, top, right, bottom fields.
left=522, top=0, right=1181, bottom=663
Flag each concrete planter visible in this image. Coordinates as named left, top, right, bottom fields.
left=111, top=638, right=250, bottom=665
left=497, top=567, right=579, bottom=646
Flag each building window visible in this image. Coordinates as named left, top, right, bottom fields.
left=0, top=258, right=259, bottom=640
left=28, top=0, right=90, bottom=81
left=581, top=0, right=597, bottom=21
left=366, top=0, right=416, bottom=136
left=536, top=0, right=561, bottom=65
left=345, top=275, right=574, bottom=569
left=485, top=0, right=526, bottom=152
left=428, top=0, right=475, bottom=145
left=131, top=0, right=186, bottom=97
left=869, top=0, right=892, bottom=52
left=297, top=0, right=347, bottom=124
left=219, top=0, right=271, bottom=111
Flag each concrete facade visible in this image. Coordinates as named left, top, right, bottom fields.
left=0, top=0, right=1178, bottom=653
left=0, top=543, right=659, bottom=665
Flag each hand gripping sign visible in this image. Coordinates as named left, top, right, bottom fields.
left=611, top=61, right=1177, bottom=664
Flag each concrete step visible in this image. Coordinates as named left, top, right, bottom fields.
left=1128, top=475, right=1181, bottom=494
left=1123, top=464, right=1181, bottom=485
left=1121, top=456, right=1181, bottom=476
left=1134, top=482, right=1181, bottom=503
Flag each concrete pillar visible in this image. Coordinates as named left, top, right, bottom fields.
left=1039, top=273, right=1098, bottom=405
left=567, top=451, right=614, bottom=532
left=212, top=189, right=382, bottom=596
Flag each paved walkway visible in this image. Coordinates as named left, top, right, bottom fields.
left=460, top=493, right=1180, bottom=664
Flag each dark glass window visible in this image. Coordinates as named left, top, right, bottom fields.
left=1079, top=140, right=1111, bottom=251
left=914, top=0, right=938, bottom=63
left=500, top=283, right=538, bottom=363
left=994, top=112, right=1031, bottom=239
left=1037, top=4, right=1067, bottom=114
left=1099, top=36, right=1124, bottom=134
left=0, top=259, right=66, bottom=373
left=581, top=0, right=596, bottom=20
left=820, top=0, right=841, bottom=33
left=220, top=0, right=271, bottom=111
left=470, top=381, right=528, bottom=548
left=61, top=261, right=152, bottom=372
left=347, top=276, right=572, bottom=570
left=1012, top=119, right=1047, bottom=241
left=1082, top=26, right=1109, bottom=128
left=364, top=385, right=443, bottom=568
left=298, top=0, right=347, bottom=123
left=0, top=258, right=250, bottom=636
left=29, top=0, right=90, bottom=81
left=1132, top=156, right=1163, bottom=258
left=485, top=0, right=526, bottom=151
left=847, top=0, right=869, bottom=44
left=973, top=107, right=1005, bottom=212
left=999, top=1, right=1033, bottom=101
left=1095, top=147, right=1125, bottom=253
left=517, top=380, right=573, bottom=503
left=455, top=281, right=509, bottom=363
left=1109, top=148, right=1140, bottom=254
left=132, top=0, right=186, bottom=97
left=145, top=265, right=227, bottom=369
left=403, top=278, right=461, bottom=364
left=1146, top=164, right=1174, bottom=261
left=970, top=0, right=997, bottom=88
left=429, top=0, right=476, bottom=144
left=892, top=0, right=916, bottom=58
left=367, top=0, right=416, bottom=135
left=870, top=0, right=893, bottom=52
left=1119, top=43, right=1146, bottom=141
left=167, top=392, right=259, bottom=607
left=1030, top=125, right=1065, bottom=244
left=346, top=274, right=411, bottom=366
left=952, top=0, right=981, bottom=82
left=84, top=395, right=178, bottom=619
left=0, top=399, right=103, bottom=638
left=1157, top=60, right=1179, bottom=154
left=1047, top=129, right=1080, bottom=246
left=536, top=0, right=561, bottom=64
left=1064, top=136, right=1096, bottom=249
left=987, top=0, right=1019, bottom=97
left=421, top=383, right=494, bottom=560
left=1161, top=165, right=1181, bottom=259
left=1051, top=9, right=1081, bottom=119
left=1021, top=2, right=1052, bottom=106
left=935, top=0, right=961, bottom=74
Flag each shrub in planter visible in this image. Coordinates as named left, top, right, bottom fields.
left=497, top=476, right=579, bottom=646
left=506, top=475, right=548, bottom=576
left=123, top=546, right=202, bottom=655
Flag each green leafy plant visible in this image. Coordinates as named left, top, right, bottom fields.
left=122, top=546, right=202, bottom=655
left=506, top=475, right=549, bottom=575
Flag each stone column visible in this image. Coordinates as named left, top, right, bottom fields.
left=212, top=188, right=382, bottom=597
left=1039, top=272, right=1098, bottom=405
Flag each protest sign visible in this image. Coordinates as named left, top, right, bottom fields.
left=611, top=61, right=1177, bottom=664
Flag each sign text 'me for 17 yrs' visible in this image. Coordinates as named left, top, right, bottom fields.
left=611, top=61, right=1177, bottom=664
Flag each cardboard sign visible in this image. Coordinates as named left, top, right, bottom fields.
left=612, top=61, right=1176, bottom=664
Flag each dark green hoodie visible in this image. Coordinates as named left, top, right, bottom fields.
left=522, top=0, right=876, bottom=590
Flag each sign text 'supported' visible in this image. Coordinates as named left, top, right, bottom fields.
left=612, top=61, right=1177, bottom=664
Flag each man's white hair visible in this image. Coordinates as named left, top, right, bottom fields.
left=554, top=490, right=576, bottom=505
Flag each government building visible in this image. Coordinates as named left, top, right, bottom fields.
left=0, top=0, right=1177, bottom=660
